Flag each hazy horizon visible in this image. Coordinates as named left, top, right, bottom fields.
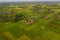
left=0, top=0, right=60, bottom=2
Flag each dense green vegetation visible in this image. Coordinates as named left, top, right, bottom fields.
left=0, top=3, right=60, bottom=40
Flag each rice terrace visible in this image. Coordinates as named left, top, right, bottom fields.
left=0, top=2, right=60, bottom=40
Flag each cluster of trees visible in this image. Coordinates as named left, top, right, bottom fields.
left=0, top=4, right=60, bottom=23
left=0, top=13, right=25, bottom=22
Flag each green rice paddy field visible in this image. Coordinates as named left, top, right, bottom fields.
left=0, top=2, right=60, bottom=40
